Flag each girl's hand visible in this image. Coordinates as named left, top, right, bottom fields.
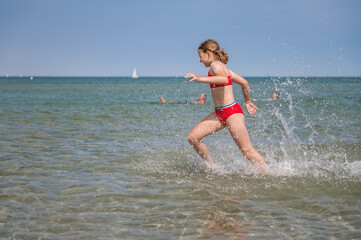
left=184, top=73, right=200, bottom=82
left=245, top=102, right=259, bottom=115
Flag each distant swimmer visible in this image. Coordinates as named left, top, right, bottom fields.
left=185, top=39, right=265, bottom=172
left=160, top=94, right=207, bottom=105
left=253, top=92, right=280, bottom=101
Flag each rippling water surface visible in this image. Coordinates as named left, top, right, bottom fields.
left=1, top=76, right=360, bottom=239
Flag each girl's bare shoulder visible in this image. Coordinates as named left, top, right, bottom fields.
left=210, top=61, right=227, bottom=75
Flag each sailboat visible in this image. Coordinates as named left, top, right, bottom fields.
left=132, top=68, right=138, bottom=78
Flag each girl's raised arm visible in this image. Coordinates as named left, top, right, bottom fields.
left=185, top=62, right=229, bottom=84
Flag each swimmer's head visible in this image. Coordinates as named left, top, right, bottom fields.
left=273, top=92, right=280, bottom=100
left=200, top=93, right=207, bottom=100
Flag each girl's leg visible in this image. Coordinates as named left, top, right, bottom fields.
left=188, top=112, right=225, bottom=164
left=226, top=113, right=265, bottom=168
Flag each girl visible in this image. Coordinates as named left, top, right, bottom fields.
left=185, top=39, right=265, bottom=171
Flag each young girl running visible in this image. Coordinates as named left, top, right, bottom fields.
left=185, top=39, right=265, bottom=171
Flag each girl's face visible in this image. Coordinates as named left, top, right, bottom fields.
left=198, top=50, right=212, bottom=67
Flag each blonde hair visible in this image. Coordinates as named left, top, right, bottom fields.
left=198, top=39, right=229, bottom=64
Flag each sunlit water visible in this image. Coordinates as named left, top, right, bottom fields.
left=1, top=76, right=360, bottom=239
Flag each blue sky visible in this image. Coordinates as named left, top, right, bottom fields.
left=0, top=0, right=360, bottom=76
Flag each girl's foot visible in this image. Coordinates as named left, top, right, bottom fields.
left=195, top=161, right=215, bottom=171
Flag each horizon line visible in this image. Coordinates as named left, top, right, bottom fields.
left=1, top=74, right=361, bottom=78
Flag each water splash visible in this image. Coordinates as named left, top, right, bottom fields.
left=130, top=77, right=361, bottom=195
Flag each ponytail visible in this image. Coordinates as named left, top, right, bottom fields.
left=214, top=49, right=229, bottom=64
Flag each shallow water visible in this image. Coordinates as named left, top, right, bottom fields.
left=1, top=76, right=360, bottom=239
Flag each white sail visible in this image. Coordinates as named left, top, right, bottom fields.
left=132, top=68, right=138, bottom=78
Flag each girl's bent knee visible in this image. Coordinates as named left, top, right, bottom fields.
left=187, top=134, right=198, bottom=145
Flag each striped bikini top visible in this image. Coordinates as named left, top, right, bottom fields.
left=208, top=71, right=233, bottom=89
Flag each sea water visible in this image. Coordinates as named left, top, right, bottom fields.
left=0, top=76, right=360, bottom=239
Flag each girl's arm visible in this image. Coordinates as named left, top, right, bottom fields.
left=229, top=70, right=251, bottom=103
left=185, top=63, right=229, bottom=85
left=184, top=73, right=228, bottom=84
left=230, top=70, right=259, bottom=114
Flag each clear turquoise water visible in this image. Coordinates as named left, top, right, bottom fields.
left=1, top=76, right=360, bottom=239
